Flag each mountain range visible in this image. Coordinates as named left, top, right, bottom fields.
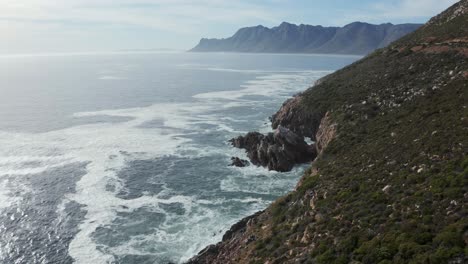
left=190, top=22, right=422, bottom=55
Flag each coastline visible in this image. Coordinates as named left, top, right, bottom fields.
left=186, top=1, right=468, bottom=262
left=186, top=86, right=333, bottom=263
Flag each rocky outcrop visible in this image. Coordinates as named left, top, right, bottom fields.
left=270, top=96, right=323, bottom=139
left=229, top=68, right=336, bottom=173
left=315, top=111, right=337, bottom=154
left=229, top=157, right=249, bottom=167
left=229, top=126, right=317, bottom=172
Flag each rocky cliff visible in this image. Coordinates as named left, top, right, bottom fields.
left=189, top=1, right=468, bottom=263
left=190, top=22, right=422, bottom=55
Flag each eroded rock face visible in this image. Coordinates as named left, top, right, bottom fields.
left=270, top=95, right=324, bottom=139
left=315, top=111, right=337, bottom=154
left=229, top=126, right=317, bottom=172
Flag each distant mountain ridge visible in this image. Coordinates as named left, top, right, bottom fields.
left=190, top=22, right=422, bottom=55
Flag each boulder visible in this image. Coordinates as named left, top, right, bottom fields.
left=229, top=157, right=250, bottom=167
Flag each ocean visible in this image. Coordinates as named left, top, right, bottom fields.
left=0, top=51, right=359, bottom=263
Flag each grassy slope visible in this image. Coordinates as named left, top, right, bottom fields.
left=190, top=1, right=467, bottom=263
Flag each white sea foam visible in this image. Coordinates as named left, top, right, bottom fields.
left=204, top=67, right=325, bottom=74
left=220, top=165, right=307, bottom=196
left=0, top=69, right=328, bottom=263
left=193, top=71, right=330, bottom=101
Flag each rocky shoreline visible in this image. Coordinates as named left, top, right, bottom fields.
left=227, top=82, right=334, bottom=173
left=188, top=92, right=336, bottom=263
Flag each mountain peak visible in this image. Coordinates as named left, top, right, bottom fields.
left=279, top=21, right=295, bottom=27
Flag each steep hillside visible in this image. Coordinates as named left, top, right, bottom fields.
left=188, top=1, right=468, bottom=263
left=190, top=22, right=421, bottom=55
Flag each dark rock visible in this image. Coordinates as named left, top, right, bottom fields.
left=230, top=126, right=317, bottom=172
left=244, top=235, right=256, bottom=244
left=229, top=157, right=250, bottom=167
left=229, top=131, right=264, bottom=150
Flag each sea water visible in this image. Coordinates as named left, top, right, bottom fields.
left=0, top=51, right=359, bottom=263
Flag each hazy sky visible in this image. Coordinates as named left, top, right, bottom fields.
left=0, top=0, right=459, bottom=54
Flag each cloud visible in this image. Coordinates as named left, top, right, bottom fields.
left=0, top=0, right=289, bottom=52
left=0, top=0, right=280, bottom=33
